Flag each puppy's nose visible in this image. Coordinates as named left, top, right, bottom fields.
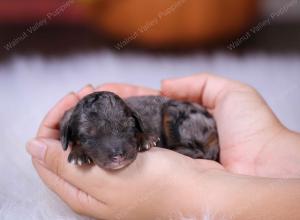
left=110, top=150, right=126, bottom=163
left=111, top=155, right=125, bottom=163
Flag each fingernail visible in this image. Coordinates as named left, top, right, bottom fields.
left=77, top=84, right=93, bottom=93
left=26, top=139, right=47, bottom=160
left=162, top=77, right=179, bottom=83
left=160, top=80, right=171, bottom=96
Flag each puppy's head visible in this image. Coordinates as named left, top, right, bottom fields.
left=60, top=91, right=144, bottom=170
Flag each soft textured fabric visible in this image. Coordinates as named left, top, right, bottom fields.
left=0, top=50, right=299, bottom=220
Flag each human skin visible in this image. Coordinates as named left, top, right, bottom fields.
left=26, top=73, right=300, bottom=219
left=161, top=74, right=300, bottom=178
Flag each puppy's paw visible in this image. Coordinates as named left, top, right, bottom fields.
left=68, top=150, right=93, bottom=166
left=138, top=135, right=160, bottom=152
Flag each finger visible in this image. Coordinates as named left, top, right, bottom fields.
left=96, top=83, right=159, bottom=98
left=77, top=84, right=95, bottom=99
left=27, top=138, right=111, bottom=200
left=32, top=159, right=108, bottom=218
left=161, top=73, right=246, bottom=109
left=37, top=92, right=79, bottom=139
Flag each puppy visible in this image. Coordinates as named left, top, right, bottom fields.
left=60, top=91, right=219, bottom=170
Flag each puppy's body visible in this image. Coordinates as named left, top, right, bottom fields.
left=126, top=96, right=219, bottom=160
left=125, top=96, right=168, bottom=141
left=60, top=92, right=219, bottom=170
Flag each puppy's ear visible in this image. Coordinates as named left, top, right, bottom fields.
left=132, top=111, right=144, bottom=133
left=60, top=108, right=74, bottom=151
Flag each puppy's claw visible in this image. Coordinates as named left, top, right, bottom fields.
left=87, top=158, right=93, bottom=164
left=68, top=150, right=92, bottom=166
left=139, top=135, right=161, bottom=152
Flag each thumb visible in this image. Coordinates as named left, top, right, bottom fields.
left=26, top=138, right=108, bottom=218
left=161, top=73, right=244, bottom=109
left=32, top=159, right=99, bottom=217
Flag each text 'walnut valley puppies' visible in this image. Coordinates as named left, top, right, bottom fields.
left=60, top=91, right=219, bottom=170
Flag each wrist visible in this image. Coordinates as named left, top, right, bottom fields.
left=220, top=174, right=300, bottom=220
left=171, top=169, right=278, bottom=220
left=157, top=167, right=232, bottom=219
left=256, top=127, right=300, bottom=178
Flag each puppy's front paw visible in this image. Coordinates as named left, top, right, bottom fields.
left=68, top=149, right=93, bottom=166
left=138, top=135, right=160, bottom=152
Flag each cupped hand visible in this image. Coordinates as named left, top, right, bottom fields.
left=161, top=74, right=300, bottom=178
left=27, top=83, right=223, bottom=219
left=26, top=73, right=300, bottom=219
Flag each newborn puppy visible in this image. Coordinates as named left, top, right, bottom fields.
left=60, top=91, right=219, bottom=170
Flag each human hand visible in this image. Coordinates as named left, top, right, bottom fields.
left=161, top=73, right=300, bottom=178
left=26, top=83, right=224, bottom=219
left=26, top=75, right=300, bottom=219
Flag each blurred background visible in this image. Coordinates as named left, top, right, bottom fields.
left=0, top=0, right=300, bottom=219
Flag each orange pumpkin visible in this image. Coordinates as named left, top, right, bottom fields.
left=85, top=0, right=257, bottom=49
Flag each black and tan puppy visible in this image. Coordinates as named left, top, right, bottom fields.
left=60, top=91, right=219, bottom=170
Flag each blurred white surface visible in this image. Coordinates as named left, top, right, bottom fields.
left=0, top=50, right=300, bottom=219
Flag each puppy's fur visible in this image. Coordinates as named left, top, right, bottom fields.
left=60, top=92, right=219, bottom=170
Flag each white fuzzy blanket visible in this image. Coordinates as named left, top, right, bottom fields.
left=1, top=50, right=300, bottom=219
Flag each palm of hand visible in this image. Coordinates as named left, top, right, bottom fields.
left=161, top=74, right=288, bottom=177
left=212, top=87, right=283, bottom=175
